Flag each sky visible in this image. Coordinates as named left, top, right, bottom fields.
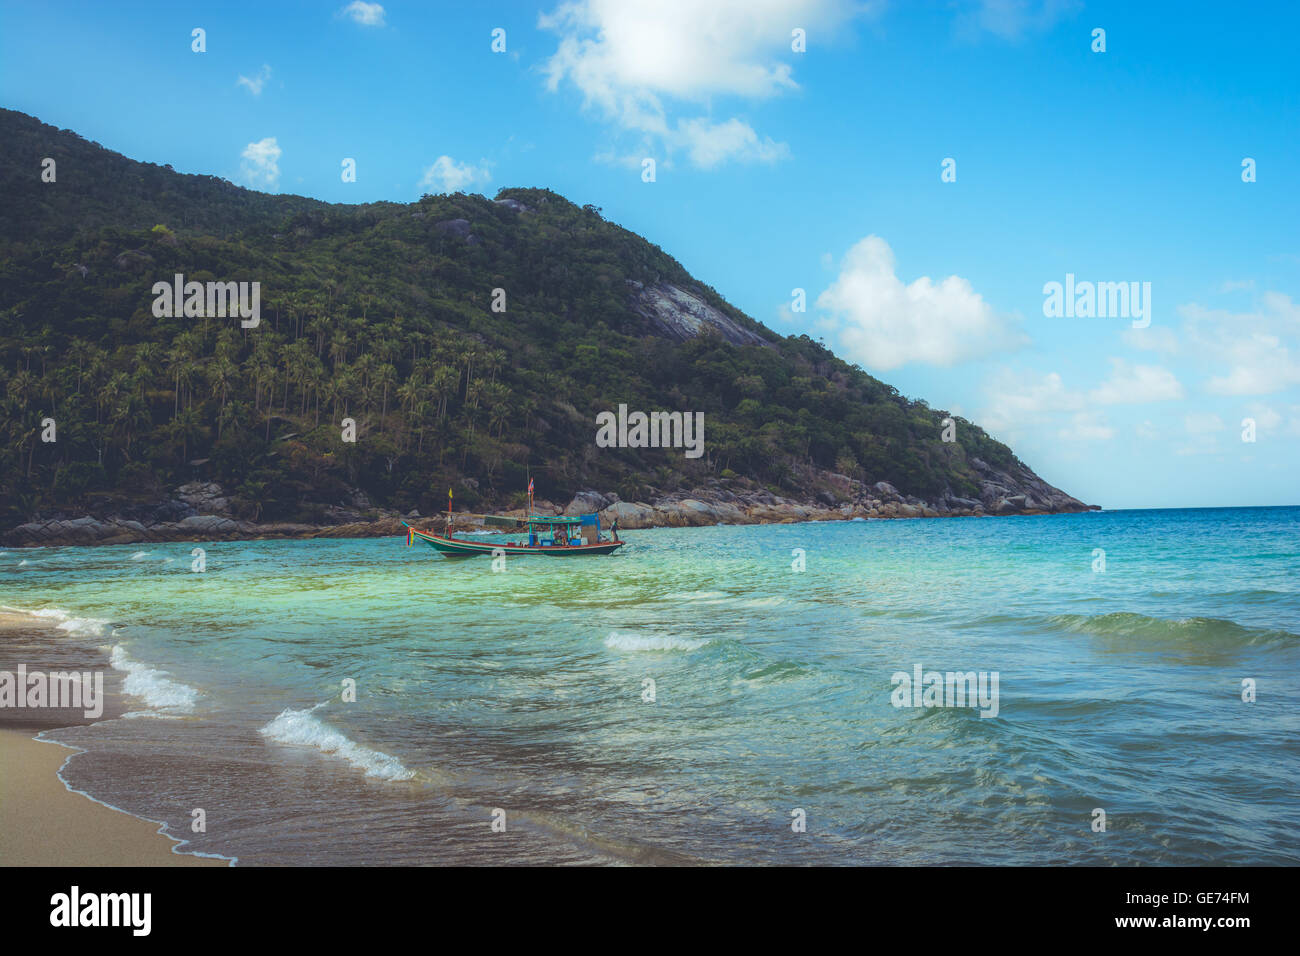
left=2, top=0, right=1298, bottom=509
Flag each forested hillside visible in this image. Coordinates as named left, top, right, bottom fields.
left=0, top=108, right=1086, bottom=530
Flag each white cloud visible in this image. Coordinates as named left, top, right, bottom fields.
left=1058, top=411, right=1114, bottom=442
left=538, top=0, right=867, bottom=168
left=979, top=369, right=1082, bottom=436
left=237, top=64, right=272, bottom=96
left=955, top=0, right=1080, bottom=40
left=341, top=1, right=385, bottom=26
left=1180, top=293, right=1300, bottom=395
left=676, top=117, right=790, bottom=169
left=1245, top=403, right=1282, bottom=431
left=418, top=156, right=490, bottom=193
left=816, top=235, right=1027, bottom=370
left=240, top=137, right=281, bottom=189
left=1088, top=359, right=1184, bottom=405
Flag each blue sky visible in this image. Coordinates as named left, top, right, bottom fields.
left=3, top=0, right=1298, bottom=509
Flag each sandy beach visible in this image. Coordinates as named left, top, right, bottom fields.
left=0, top=611, right=225, bottom=866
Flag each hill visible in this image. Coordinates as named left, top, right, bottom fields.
left=0, top=108, right=1094, bottom=544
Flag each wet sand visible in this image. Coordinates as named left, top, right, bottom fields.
left=0, top=611, right=226, bottom=866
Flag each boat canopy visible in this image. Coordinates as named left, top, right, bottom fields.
left=526, top=515, right=583, bottom=527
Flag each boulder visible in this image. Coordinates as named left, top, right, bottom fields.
left=872, top=481, right=901, bottom=500
left=563, top=490, right=612, bottom=516
left=177, top=481, right=232, bottom=516
left=601, top=500, right=656, bottom=529
left=434, top=218, right=473, bottom=240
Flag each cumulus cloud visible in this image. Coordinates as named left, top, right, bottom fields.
left=676, top=117, right=790, bottom=169
left=341, top=2, right=385, bottom=26
left=979, top=369, right=1083, bottom=436
left=240, top=137, right=281, bottom=189
left=1180, top=293, right=1300, bottom=395
left=237, top=64, right=272, bottom=96
left=816, top=235, right=1027, bottom=370
left=418, top=156, right=490, bottom=193
left=1088, top=359, right=1184, bottom=405
left=539, top=0, right=866, bottom=168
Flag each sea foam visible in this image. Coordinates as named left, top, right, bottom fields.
left=109, top=645, right=198, bottom=715
left=604, top=632, right=709, bottom=652
left=5, top=605, right=112, bottom=638
left=259, top=705, right=416, bottom=781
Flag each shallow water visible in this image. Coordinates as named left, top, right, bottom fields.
left=3, top=507, right=1297, bottom=864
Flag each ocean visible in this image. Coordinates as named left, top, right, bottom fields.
left=2, top=507, right=1297, bottom=865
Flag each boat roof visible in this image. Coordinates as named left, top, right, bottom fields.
left=526, top=515, right=583, bottom=526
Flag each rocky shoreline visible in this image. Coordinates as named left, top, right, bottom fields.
left=3, top=460, right=1097, bottom=548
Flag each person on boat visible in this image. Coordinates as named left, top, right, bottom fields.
left=610, top=517, right=620, bottom=542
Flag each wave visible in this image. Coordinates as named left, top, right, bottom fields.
left=1047, top=611, right=1298, bottom=647
left=259, top=705, right=416, bottom=781
left=109, top=645, right=198, bottom=715
left=3, top=605, right=113, bottom=638
left=604, top=632, right=709, bottom=652
left=130, top=551, right=153, bottom=560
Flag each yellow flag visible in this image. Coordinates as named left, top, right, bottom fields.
left=448, top=487, right=453, bottom=499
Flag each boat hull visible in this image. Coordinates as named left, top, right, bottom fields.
left=411, top=530, right=624, bottom=557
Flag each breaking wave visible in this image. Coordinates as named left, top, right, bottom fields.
left=259, top=704, right=416, bottom=781
left=109, top=645, right=198, bottom=715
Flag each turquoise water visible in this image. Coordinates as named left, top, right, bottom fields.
left=3, top=507, right=1298, bottom=865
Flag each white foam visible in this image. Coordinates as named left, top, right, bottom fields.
left=6, top=605, right=113, bottom=638
left=109, top=645, right=198, bottom=715
left=18, top=559, right=29, bottom=566
left=259, top=705, right=416, bottom=781
left=130, top=551, right=152, bottom=560
left=604, top=632, right=709, bottom=652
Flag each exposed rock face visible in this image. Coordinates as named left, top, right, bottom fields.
left=434, top=218, right=475, bottom=243
left=493, top=198, right=530, bottom=213
left=574, top=459, right=1095, bottom=529
left=965, top=456, right=1091, bottom=515
left=563, top=490, right=612, bottom=516
left=176, top=481, right=232, bottom=516
left=627, top=280, right=769, bottom=348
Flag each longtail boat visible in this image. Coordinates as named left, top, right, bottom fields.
left=402, top=512, right=625, bottom=558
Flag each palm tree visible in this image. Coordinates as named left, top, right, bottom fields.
left=375, top=363, right=398, bottom=431
left=430, top=365, right=457, bottom=423
left=208, top=357, right=238, bottom=435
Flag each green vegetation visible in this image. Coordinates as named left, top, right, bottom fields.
left=0, top=108, right=1020, bottom=526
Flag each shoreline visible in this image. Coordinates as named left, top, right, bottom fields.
left=0, top=611, right=229, bottom=867
left=0, top=730, right=230, bottom=866
left=3, top=492, right=1100, bottom=550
